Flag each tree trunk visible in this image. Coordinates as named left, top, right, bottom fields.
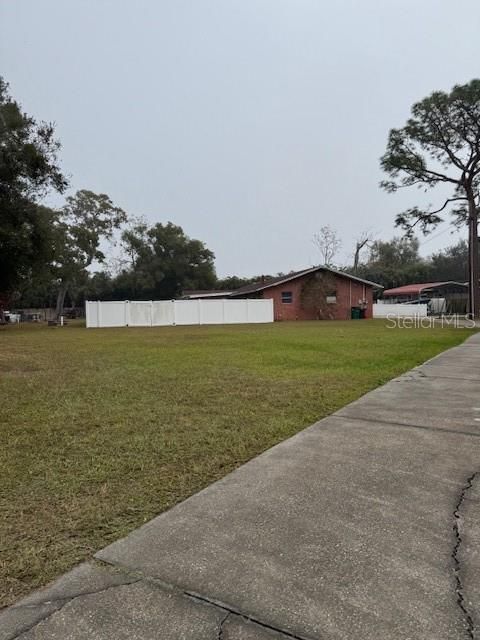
left=55, top=283, right=68, bottom=320
left=467, top=199, right=480, bottom=319
left=353, top=245, right=361, bottom=274
left=353, top=236, right=370, bottom=274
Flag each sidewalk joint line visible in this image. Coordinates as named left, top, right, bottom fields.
left=95, top=557, right=317, bottom=640
left=185, top=589, right=316, bottom=640
left=329, top=414, right=480, bottom=439
left=418, top=373, right=480, bottom=382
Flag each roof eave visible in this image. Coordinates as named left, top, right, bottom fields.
left=230, top=266, right=384, bottom=296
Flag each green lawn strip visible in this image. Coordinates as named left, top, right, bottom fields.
left=0, top=320, right=475, bottom=606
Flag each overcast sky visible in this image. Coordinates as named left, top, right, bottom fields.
left=1, top=1, right=479, bottom=276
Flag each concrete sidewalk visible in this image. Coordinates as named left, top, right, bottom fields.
left=2, top=333, right=480, bottom=640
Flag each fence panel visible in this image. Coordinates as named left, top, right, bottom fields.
left=247, top=299, right=275, bottom=323
left=129, top=301, right=153, bottom=327
left=173, top=300, right=201, bottom=325
left=152, top=301, right=175, bottom=326
left=89, top=301, right=127, bottom=327
left=85, top=301, right=99, bottom=327
left=373, top=303, right=428, bottom=318
left=199, top=299, right=225, bottom=324
left=223, top=299, right=248, bottom=324
left=86, top=299, right=274, bottom=328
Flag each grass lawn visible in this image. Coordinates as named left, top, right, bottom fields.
left=0, top=319, right=476, bottom=607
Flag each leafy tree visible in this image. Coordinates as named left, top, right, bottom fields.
left=113, top=222, right=216, bottom=299
left=381, top=80, right=480, bottom=316
left=0, top=78, right=66, bottom=200
left=82, top=271, right=115, bottom=301
left=117, top=221, right=151, bottom=298
left=18, top=221, right=217, bottom=307
left=53, top=190, right=127, bottom=317
left=1, top=202, right=57, bottom=305
left=0, top=77, right=66, bottom=311
left=356, top=237, right=429, bottom=289
left=428, top=239, right=468, bottom=283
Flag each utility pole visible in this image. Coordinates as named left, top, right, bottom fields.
left=467, top=202, right=480, bottom=319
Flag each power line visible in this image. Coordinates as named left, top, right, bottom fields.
left=418, top=224, right=459, bottom=248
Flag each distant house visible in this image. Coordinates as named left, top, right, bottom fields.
left=383, top=281, right=468, bottom=303
left=183, top=266, right=382, bottom=321
left=182, top=290, right=233, bottom=299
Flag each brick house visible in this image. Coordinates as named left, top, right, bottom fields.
left=184, top=267, right=382, bottom=321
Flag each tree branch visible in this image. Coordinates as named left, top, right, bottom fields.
left=427, top=111, right=467, bottom=171
left=429, top=197, right=468, bottom=215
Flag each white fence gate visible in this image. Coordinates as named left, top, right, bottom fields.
left=373, top=303, right=428, bottom=318
left=85, top=299, right=274, bottom=328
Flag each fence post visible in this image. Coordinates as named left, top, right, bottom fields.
left=172, top=300, right=176, bottom=326
left=125, top=301, right=130, bottom=327
left=198, top=299, right=201, bottom=324
left=97, top=300, right=101, bottom=328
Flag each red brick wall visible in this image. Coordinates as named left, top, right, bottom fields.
left=256, top=273, right=373, bottom=321
left=262, top=278, right=313, bottom=321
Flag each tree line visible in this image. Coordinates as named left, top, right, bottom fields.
left=2, top=75, right=480, bottom=316
left=15, top=230, right=471, bottom=311
left=0, top=77, right=219, bottom=318
left=354, top=236, right=469, bottom=290
left=311, top=225, right=470, bottom=291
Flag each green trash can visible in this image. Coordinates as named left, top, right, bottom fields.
left=351, top=307, right=361, bottom=319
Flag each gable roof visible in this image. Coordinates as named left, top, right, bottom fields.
left=229, top=266, right=383, bottom=297
left=383, top=281, right=468, bottom=297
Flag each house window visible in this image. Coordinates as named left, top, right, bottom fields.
left=326, top=293, right=337, bottom=304
left=281, top=291, right=293, bottom=304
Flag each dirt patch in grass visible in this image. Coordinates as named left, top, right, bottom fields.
left=0, top=320, right=475, bottom=606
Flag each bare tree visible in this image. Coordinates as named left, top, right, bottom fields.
left=353, top=230, right=375, bottom=273
left=312, top=226, right=342, bottom=266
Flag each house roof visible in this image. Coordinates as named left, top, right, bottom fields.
left=182, top=290, right=233, bottom=299
left=383, top=281, right=468, bottom=297
left=229, top=266, right=383, bottom=297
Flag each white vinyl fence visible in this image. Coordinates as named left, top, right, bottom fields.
left=373, top=303, right=428, bottom=318
left=85, top=299, right=274, bottom=328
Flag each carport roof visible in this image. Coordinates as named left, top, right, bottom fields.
left=383, top=281, right=468, bottom=297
